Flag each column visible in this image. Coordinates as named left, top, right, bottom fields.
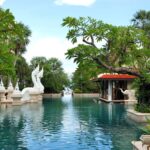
left=108, top=80, right=112, bottom=101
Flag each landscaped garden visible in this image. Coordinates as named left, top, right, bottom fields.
left=0, top=6, right=150, bottom=149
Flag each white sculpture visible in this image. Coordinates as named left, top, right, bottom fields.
left=21, top=65, right=44, bottom=101
left=6, top=79, right=14, bottom=101
left=0, top=79, right=6, bottom=102
left=36, top=68, right=44, bottom=93
left=12, top=81, right=22, bottom=105
left=7, top=79, right=14, bottom=91
left=13, top=80, right=21, bottom=94
left=119, top=88, right=136, bottom=100
left=21, top=65, right=40, bottom=101
left=0, top=79, right=5, bottom=91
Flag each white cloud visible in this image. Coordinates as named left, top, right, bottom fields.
left=0, top=0, right=5, bottom=5
left=23, top=35, right=106, bottom=74
left=54, top=0, right=96, bottom=6
left=23, top=36, right=77, bottom=74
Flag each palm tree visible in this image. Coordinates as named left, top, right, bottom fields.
left=131, top=10, right=150, bottom=48
left=131, top=10, right=150, bottom=29
left=0, top=8, right=31, bottom=79
left=13, top=22, right=31, bottom=56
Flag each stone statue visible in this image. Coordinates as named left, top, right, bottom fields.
left=12, top=80, right=22, bottom=105
left=119, top=88, right=136, bottom=100
left=0, top=79, right=6, bottom=101
left=6, top=79, right=14, bottom=101
left=21, top=65, right=40, bottom=101
left=0, top=79, right=5, bottom=91
left=36, top=68, right=44, bottom=93
left=12, top=80, right=22, bottom=95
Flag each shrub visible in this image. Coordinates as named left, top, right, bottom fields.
left=74, top=88, right=82, bottom=93
left=135, top=103, right=150, bottom=113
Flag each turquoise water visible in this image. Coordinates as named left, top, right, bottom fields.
left=0, top=95, right=143, bottom=150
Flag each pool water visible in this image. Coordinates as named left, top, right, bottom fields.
left=0, top=95, right=143, bottom=150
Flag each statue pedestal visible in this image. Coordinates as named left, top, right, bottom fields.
left=12, top=92, right=22, bottom=106
left=1, top=91, right=13, bottom=104
left=37, top=94, right=43, bottom=101
left=7, top=90, right=13, bottom=102
left=0, top=90, right=6, bottom=102
left=30, top=92, right=39, bottom=102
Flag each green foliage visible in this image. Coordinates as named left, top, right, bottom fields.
left=141, top=119, right=150, bottom=134
left=0, top=8, right=31, bottom=78
left=63, top=16, right=149, bottom=72
left=135, top=103, right=150, bottom=113
left=71, top=63, right=99, bottom=93
left=30, top=57, right=47, bottom=68
left=74, top=88, right=82, bottom=93
left=0, top=8, right=31, bottom=56
left=63, top=14, right=150, bottom=105
left=30, top=57, right=70, bottom=93
left=0, top=49, right=16, bottom=76
left=132, top=10, right=150, bottom=35
left=15, top=56, right=32, bottom=89
left=134, top=79, right=150, bottom=105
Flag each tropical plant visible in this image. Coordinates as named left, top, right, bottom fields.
left=62, top=16, right=150, bottom=104
left=131, top=10, right=150, bottom=35
left=15, top=56, right=32, bottom=89
left=0, top=8, right=31, bottom=79
left=71, top=63, right=99, bottom=93
left=141, top=118, right=150, bottom=134
left=30, top=57, right=70, bottom=93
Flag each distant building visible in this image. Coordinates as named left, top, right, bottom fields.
left=93, top=73, right=137, bottom=103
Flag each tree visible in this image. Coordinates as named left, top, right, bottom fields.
left=43, top=58, right=70, bottom=93
left=131, top=10, right=150, bottom=33
left=131, top=10, right=150, bottom=105
left=30, top=57, right=70, bottom=93
left=12, top=22, right=31, bottom=65
left=0, top=8, right=31, bottom=66
left=30, top=56, right=47, bottom=69
left=15, top=56, right=32, bottom=89
left=0, top=48, right=15, bottom=77
left=72, top=65, right=99, bottom=93
left=0, top=8, right=31, bottom=78
left=62, top=16, right=150, bottom=104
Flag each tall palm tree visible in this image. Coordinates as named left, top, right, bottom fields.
left=131, top=10, right=150, bottom=36
left=131, top=10, right=150, bottom=48
left=0, top=8, right=31, bottom=78
left=13, top=22, right=31, bottom=56
left=12, top=22, right=31, bottom=65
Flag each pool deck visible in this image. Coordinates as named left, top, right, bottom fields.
left=132, top=141, right=150, bottom=150
left=127, top=109, right=150, bottom=122
left=43, top=93, right=99, bottom=98
left=99, top=97, right=137, bottom=104
left=43, top=93, right=61, bottom=98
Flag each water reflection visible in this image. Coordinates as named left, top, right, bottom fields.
left=71, top=97, right=142, bottom=150
left=0, top=102, right=44, bottom=149
left=0, top=97, right=144, bottom=150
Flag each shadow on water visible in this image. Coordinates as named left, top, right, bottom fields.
left=0, top=96, right=145, bottom=150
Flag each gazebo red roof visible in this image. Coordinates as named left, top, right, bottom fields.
left=97, top=74, right=137, bottom=80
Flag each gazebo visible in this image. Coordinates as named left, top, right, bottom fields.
left=94, top=73, right=137, bottom=103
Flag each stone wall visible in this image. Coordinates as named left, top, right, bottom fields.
left=73, top=93, right=99, bottom=97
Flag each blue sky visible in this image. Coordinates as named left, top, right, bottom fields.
left=1, top=0, right=150, bottom=74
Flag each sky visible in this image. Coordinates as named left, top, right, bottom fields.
left=1, top=0, right=150, bottom=74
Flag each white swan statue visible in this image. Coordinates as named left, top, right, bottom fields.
left=119, top=88, right=136, bottom=100
left=21, top=65, right=40, bottom=101
left=36, top=68, right=44, bottom=93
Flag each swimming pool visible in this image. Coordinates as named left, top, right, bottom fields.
left=0, top=95, right=143, bottom=150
